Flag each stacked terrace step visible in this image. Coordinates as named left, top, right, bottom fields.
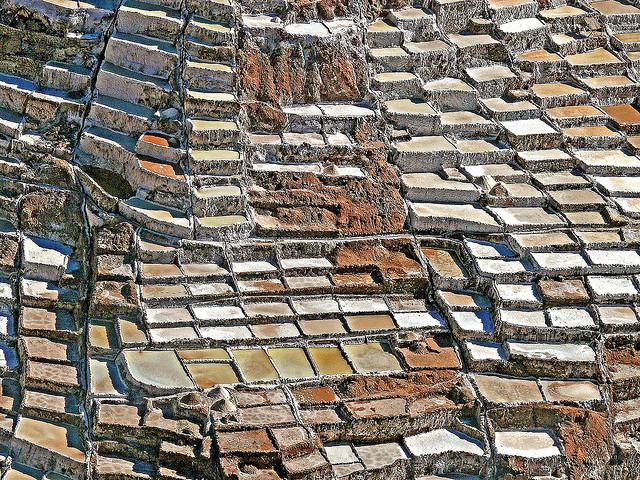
left=0, top=59, right=91, bottom=143
left=0, top=0, right=112, bottom=104
left=366, top=7, right=510, bottom=164
left=184, top=0, right=251, bottom=241
left=373, top=24, right=517, bottom=236
left=10, top=232, right=88, bottom=476
left=367, top=8, right=456, bottom=100
left=2, top=0, right=116, bottom=33
left=77, top=0, right=191, bottom=239
left=74, top=0, right=251, bottom=241
left=487, top=0, right=547, bottom=54
left=372, top=0, right=640, bottom=237
left=184, top=0, right=237, bottom=142
left=185, top=1, right=236, bottom=63
left=0, top=73, right=33, bottom=140
left=0, top=0, right=112, bottom=170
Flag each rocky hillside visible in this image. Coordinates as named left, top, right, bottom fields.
left=1, top=0, right=640, bottom=478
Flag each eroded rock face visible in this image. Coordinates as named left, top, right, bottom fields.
left=558, top=408, right=612, bottom=480
left=363, top=0, right=411, bottom=19
left=239, top=43, right=306, bottom=106
left=0, top=236, right=18, bottom=270
left=288, top=0, right=350, bottom=20
left=90, top=281, right=140, bottom=318
left=238, top=33, right=366, bottom=132
left=95, top=222, right=135, bottom=255
left=0, top=23, right=99, bottom=79
left=17, top=155, right=76, bottom=189
left=19, top=190, right=82, bottom=246
left=243, top=101, right=288, bottom=132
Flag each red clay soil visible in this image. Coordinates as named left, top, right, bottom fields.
left=251, top=150, right=406, bottom=237
left=291, top=385, right=339, bottom=405
left=334, top=241, right=421, bottom=278
left=217, top=429, right=275, bottom=454
left=242, top=101, right=287, bottom=132
left=140, top=134, right=170, bottom=148
left=253, top=185, right=406, bottom=236
left=238, top=37, right=365, bottom=131
left=541, top=406, right=613, bottom=480
left=558, top=409, right=611, bottom=480
left=239, top=41, right=363, bottom=105
left=239, top=43, right=305, bottom=106
left=605, top=345, right=640, bottom=366
left=337, top=370, right=466, bottom=401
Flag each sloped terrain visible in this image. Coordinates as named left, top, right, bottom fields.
left=1, top=0, right=640, bottom=478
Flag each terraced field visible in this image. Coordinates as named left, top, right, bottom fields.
left=2, top=0, right=640, bottom=478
